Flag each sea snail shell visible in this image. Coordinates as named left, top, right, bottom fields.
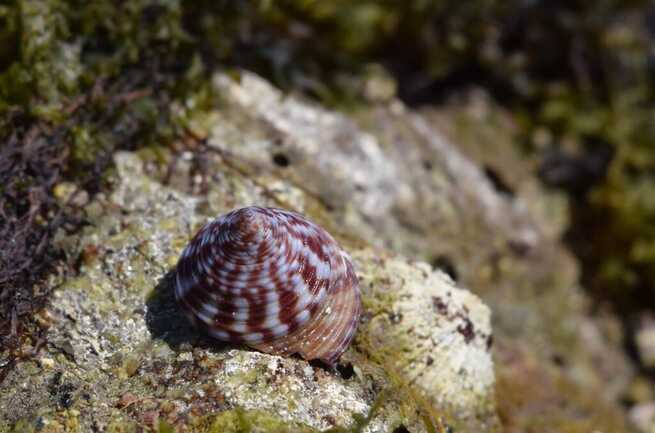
left=174, top=206, right=361, bottom=365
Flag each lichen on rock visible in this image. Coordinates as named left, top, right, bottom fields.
left=207, top=71, right=632, bottom=432
left=0, top=147, right=496, bottom=432
left=354, top=250, right=495, bottom=427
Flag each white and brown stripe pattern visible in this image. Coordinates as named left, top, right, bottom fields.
left=175, top=206, right=361, bottom=365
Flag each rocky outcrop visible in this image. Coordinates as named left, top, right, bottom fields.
left=0, top=71, right=632, bottom=432
left=209, top=72, right=632, bottom=432
left=0, top=151, right=495, bottom=432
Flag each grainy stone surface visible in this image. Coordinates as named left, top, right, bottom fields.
left=208, top=71, right=631, bottom=432
left=0, top=70, right=633, bottom=433
left=0, top=152, right=495, bottom=432
left=354, top=250, right=495, bottom=425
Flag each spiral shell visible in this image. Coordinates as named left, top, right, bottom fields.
left=174, top=206, right=361, bottom=365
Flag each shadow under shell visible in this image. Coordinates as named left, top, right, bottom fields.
left=145, top=269, right=230, bottom=351
left=146, top=268, right=352, bottom=372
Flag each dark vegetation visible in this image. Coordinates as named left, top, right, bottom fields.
left=1, top=0, right=655, bottom=383
left=1, top=113, right=76, bottom=381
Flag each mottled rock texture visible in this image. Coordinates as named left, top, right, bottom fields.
left=0, top=71, right=631, bottom=433
left=0, top=149, right=494, bottom=432
left=210, top=72, right=632, bottom=432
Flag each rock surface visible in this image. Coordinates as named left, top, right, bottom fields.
left=0, top=151, right=495, bottom=432
left=0, top=70, right=633, bottom=432
left=209, top=72, right=632, bottom=432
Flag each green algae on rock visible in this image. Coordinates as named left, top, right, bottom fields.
left=0, top=66, right=635, bottom=432
left=0, top=2, right=650, bottom=431
left=205, top=71, right=632, bottom=432
left=0, top=150, right=493, bottom=432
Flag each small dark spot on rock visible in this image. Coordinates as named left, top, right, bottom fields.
left=60, top=389, right=75, bottom=408
left=426, top=356, right=434, bottom=366
left=152, top=360, right=167, bottom=373
left=457, top=318, right=475, bottom=344
left=35, top=417, right=46, bottom=430
left=430, top=255, right=458, bottom=281
left=432, top=296, right=449, bottom=316
left=393, top=425, right=411, bottom=433
left=422, top=160, right=433, bottom=171
left=58, top=340, right=76, bottom=361
left=389, top=311, right=403, bottom=324
left=309, top=358, right=334, bottom=372
left=483, top=165, right=514, bottom=197
left=50, top=371, right=63, bottom=387
left=322, top=415, right=337, bottom=426
left=272, top=152, right=290, bottom=167
left=507, top=239, right=532, bottom=257
left=359, top=310, right=374, bottom=323
left=551, top=353, right=566, bottom=367
left=48, top=372, right=77, bottom=408
left=486, top=334, right=494, bottom=350
left=336, top=362, right=355, bottom=380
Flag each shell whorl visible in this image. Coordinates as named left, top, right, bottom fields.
left=174, top=206, right=361, bottom=365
